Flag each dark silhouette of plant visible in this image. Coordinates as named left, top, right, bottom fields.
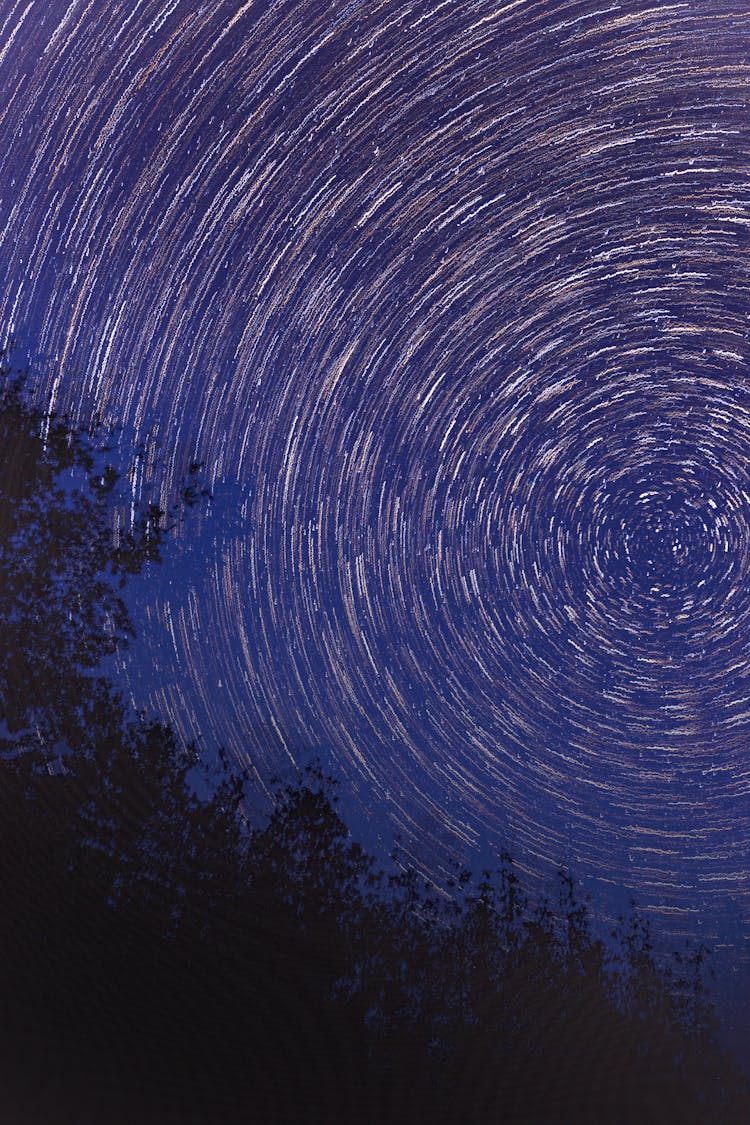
left=0, top=359, right=747, bottom=1124
left=0, top=358, right=206, bottom=764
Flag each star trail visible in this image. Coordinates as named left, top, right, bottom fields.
left=1, top=0, right=750, bottom=1021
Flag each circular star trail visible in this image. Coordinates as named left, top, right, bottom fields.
left=1, top=0, right=750, bottom=956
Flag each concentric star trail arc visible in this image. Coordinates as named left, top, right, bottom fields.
left=1, top=0, right=749, bottom=967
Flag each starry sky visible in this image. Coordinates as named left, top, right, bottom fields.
left=1, top=0, right=750, bottom=1050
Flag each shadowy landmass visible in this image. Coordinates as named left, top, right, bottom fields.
left=0, top=361, right=747, bottom=1123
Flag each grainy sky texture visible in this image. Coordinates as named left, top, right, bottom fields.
left=1, top=0, right=749, bottom=1041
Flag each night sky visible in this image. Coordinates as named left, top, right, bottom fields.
left=2, top=0, right=750, bottom=1055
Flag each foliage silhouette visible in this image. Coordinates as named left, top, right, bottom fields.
left=0, top=358, right=207, bottom=763
left=0, top=364, right=747, bottom=1124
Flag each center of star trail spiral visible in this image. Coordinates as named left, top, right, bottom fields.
left=1, top=0, right=750, bottom=1000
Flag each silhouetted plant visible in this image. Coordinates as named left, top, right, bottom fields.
left=0, top=361, right=747, bottom=1124
left=0, top=354, right=208, bottom=763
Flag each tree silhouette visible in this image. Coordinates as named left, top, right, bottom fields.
left=0, top=360, right=747, bottom=1124
left=0, top=360, right=208, bottom=765
left=0, top=362, right=238, bottom=1121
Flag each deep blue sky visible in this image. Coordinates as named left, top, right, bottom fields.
left=1, top=0, right=750, bottom=1059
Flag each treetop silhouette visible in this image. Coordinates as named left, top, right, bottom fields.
left=0, top=360, right=747, bottom=1124
left=0, top=358, right=206, bottom=762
